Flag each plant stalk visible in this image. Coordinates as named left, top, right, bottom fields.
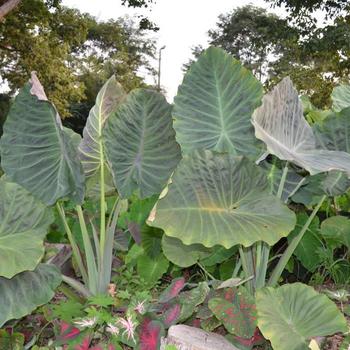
left=268, top=194, right=327, bottom=286
left=56, top=202, right=88, bottom=285
left=76, top=205, right=98, bottom=294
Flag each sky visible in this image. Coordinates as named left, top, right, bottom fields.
left=62, top=0, right=287, bottom=101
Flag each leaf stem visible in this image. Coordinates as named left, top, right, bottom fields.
left=76, top=205, right=98, bottom=294
left=56, top=202, right=88, bottom=285
left=268, top=194, right=327, bottom=286
left=239, top=245, right=255, bottom=293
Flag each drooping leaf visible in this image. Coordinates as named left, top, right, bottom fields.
left=173, top=46, right=263, bottom=156
left=0, top=72, right=85, bottom=205
left=200, top=246, right=237, bottom=267
left=139, top=318, right=164, bottom=350
left=149, top=151, right=296, bottom=248
left=320, top=216, right=350, bottom=248
left=158, top=277, right=186, bottom=303
left=287, top=213, right=323, bottom=272
left=252, top=77, right=350, bottom=177
left=137, top=253, right=169, bottom=287
left=0, top=177, right=53, bottom=278
left=79, top=76, right=125, bottom=179
left=161, top=235, right=210, bottom=267
left=208, top=288, right=257, bottom=338
left=0, top=264, right=62, bottom=327
left=331, top=84, right=350, bottom=112
left=256, top=283, right=347, bottom=350
left=104, top=89, right=181, bottom=199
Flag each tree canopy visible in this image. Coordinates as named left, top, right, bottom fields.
left=190, top=4, right=350, bottom=109
left=0, top=0, right=156, bottom=119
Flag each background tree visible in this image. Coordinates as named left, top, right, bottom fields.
left=190, top=3, right=350, bottom=109
left=0, top=0, right=156, bottom=129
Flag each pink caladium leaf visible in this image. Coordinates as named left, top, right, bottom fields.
left=159, top=277, right=185, bottom=303
left=162, top=303, right=181, bottom=327
left=139, top=318, right=164, bottom=350
left=58, top=321, right=81, bottom=342
left=208, top=288, right=257, bottom=338
left=74, top=337, right=91, bottom=350
left=234, top=328, right=264, bottom=347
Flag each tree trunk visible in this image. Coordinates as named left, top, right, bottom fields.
left=0, top=0, right=21, bottom=21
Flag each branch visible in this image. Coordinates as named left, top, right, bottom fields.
left=0, top=0, right=21, bottom=21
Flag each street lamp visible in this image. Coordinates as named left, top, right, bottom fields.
left=157, top=45, right=166, bottom=91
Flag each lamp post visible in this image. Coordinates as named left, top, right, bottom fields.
left=157, top=45, right=166, bottom=91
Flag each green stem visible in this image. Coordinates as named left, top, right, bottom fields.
left=239, top=246, right=255, bottom=293
left=232, top=258, right=242, bottom=277
left=277, top=162, right=289, bottom=200
left=62, top=274, right=91, bottom=298
left=255, top=161, right=290, bottom=289
left=100, top=160, right=106, bottom=262
left=56, top=202, right=88, bottom=285
left=197, top=262, right=216, bottom=281
left=76, top=205, right=98, bottom=294
left=268, top=194, right=327, bottom=287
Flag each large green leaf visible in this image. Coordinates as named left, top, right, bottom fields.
left=148, top=151, right=296, bottom=248
left=104, top=89, right=181, bottom=198
left=136, top=252, right=169, bottom=287
left=256, top=283, right=347, bottom=350
left=79, top=76, right=125, bottom=178
left=0, top=264, right=61, bottom=327
left=161, top=235, right=210, bottom=268
left=331, top=84, right=350, bottom=112
left=252, top=77, right=350, bottom=177
left=313, top=109, right=350, bottom=195
left=0, top=177, right=53, bottom=278
left=173, top=46, right=263, bottom=156
left=320, top=216, right=350, bottom=248
left=0, top=73, right=85, bottom=205
left=287, top=213, right=323, bottom=272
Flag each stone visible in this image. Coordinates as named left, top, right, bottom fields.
left=160, top=325, right=240, bottom=350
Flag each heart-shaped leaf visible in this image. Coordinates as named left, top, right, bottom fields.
left=149, top=151, right=296, bottom=248
left=158, top=277, right=186, bottom=303
left=173, top=46, right=263, bottom=156
left=139, top=318, right=164, bottom=350
left=0, top=72, right=85, bottom=205
left=0, top=264, right=61, bottom=327
left=0, top=177, right=53, bottom=278
left=320, top=216, right=350, bottom=248
left=79, top=76, right=126, bottom=196
left=252, top=77, right=350, bottom=177
left=208, top=288, right=257, bottom=338
left=256, top=283, right=347, bottom=350
left=104, top=89, right=181, bottom=199
left=331, top=84, right=350, bottom=112
left=161, top=235, right=210, bottom=267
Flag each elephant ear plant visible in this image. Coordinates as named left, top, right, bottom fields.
left=148, top=47, right=348, bottom=349
left=0, top=72, right=181, bottom=326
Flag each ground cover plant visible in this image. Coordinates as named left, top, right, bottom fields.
left=0, top=46, right=350, bottom=349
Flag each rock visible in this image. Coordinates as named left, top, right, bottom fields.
left=160, top=325, right=240, bottom=350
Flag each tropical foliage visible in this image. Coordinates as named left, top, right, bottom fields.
left=1, top=45, right=350, bottom=349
